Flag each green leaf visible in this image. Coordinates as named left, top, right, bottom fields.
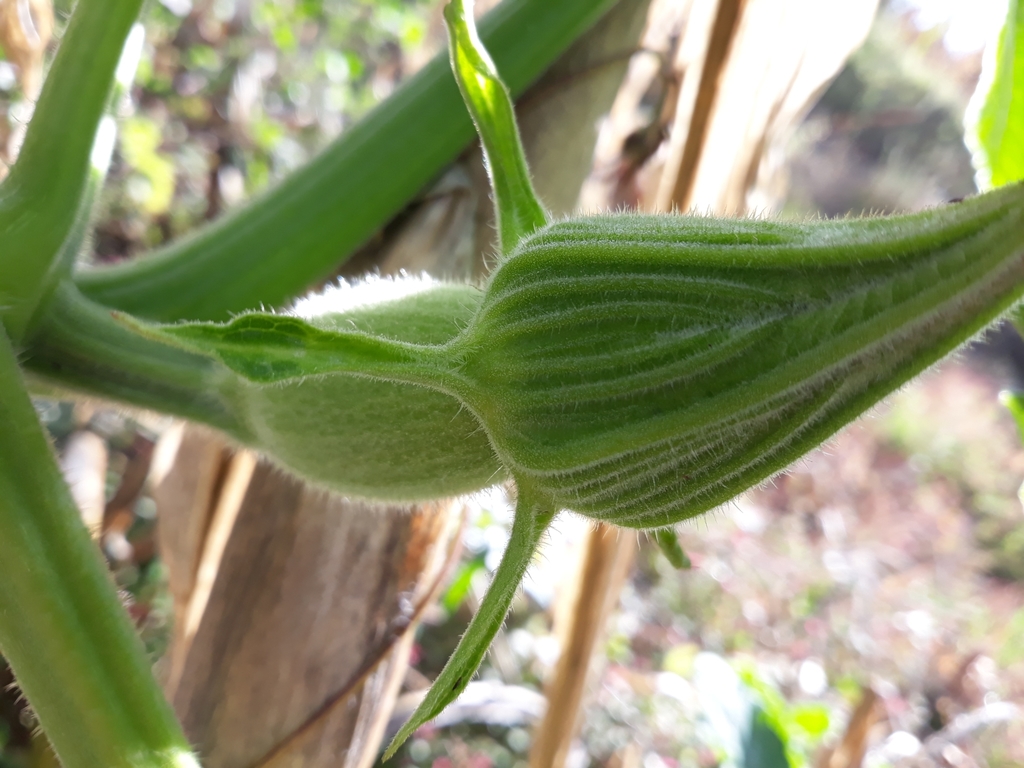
left=0, top=328, right=197, bottom=768
left=444, top=0, right=547, bottom=254
left=738, top=665, right=829, bottom=766
left=441, top=555, right=488, bottom=614
left=790, top=704, right=830, bottom=739
left=120, top=117, right=177, bottom=215
left=654, top=528, right=691, bottom=569
left=693, top=654, right=790, bottom=768
left=383, top=491, right=555, bottom=758
left=745, top=709, right=791, bottom=768
left=966, top=0, right=1024, bottom=189
left=998, top=390, right=1024, bottom=506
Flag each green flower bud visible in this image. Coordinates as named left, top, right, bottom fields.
left=450, top=183, right=1024, bottom=527
left=30, top=279, right=505, bottom=504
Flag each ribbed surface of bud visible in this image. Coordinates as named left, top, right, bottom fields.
left=456, top=184, right=1024, bottom=527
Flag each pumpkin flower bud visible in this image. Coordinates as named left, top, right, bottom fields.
left=247, top=277, right=503, bottom=501
left=143, top=180, right=1024, bottom=759
left=452, top=188, right=1024, bottom=528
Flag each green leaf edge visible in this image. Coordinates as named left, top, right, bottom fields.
left=965, top=0, right=1024, bottom=190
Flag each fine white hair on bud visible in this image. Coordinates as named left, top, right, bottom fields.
left=450, top=184, right=1024, bottom=528
left=289, top=272, right=442, bottom=319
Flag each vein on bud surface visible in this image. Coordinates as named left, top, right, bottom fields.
left=453, top=184, right=1024, bottom=527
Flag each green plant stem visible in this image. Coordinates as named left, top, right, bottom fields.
left=654, top=529, right=691, bottom=569
left=43, top=24, right=145, bottom=314
left=0, top=327, right=199, bottom=768
left=0, top=0, right=143, bottom=342
left=23, top=282, right=250, bottom=439
left=74, top=0, right=621, bottom=322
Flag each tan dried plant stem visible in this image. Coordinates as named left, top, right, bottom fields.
left=0, top=0, right=52, bottom=170
left=654, top=0, right=747, bottom=212
left=529, top=525, right=636, bottom=768
left=0, top=0, right=52, bottom=96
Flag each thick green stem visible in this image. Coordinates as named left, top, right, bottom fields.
left=0, top=0, right=144, bottom=342
left=74, top=0, right=621, bottom=322
left=40, top=24, right=145, bottom=315
left=23, top=282, right=250, bottom=439
left=0, top=327, right=198, bottom=768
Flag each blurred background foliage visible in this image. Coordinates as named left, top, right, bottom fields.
left=1, top=0, right=441, bottom=257
left=782, top=0, right=987, bottom=216
left=2, top=0, right=1024, bottom=766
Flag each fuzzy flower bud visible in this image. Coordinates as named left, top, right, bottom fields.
left=450, top=184, right=1024, bottom=527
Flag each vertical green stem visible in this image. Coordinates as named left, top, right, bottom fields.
left=654, top=529, right=691, bottom=569
left=0, top=0, right=144, bottom=342
left=0, top=329, right=198, bottom=768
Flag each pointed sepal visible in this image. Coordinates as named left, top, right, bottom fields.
left=383, top=488, right=554, bottom=759
left=444, top=0, right=547, bottom=254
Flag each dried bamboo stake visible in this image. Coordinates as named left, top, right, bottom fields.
left=0, top=0, right=53, bottom=167
left=150, top=425, right=232, bottom=658
left=654, top=0, right=747, bottom=211
left=0, top=0, right=52, bottom=97
left=155, top=443, right=462, bottom=768
left=529, top=525, right=635, bottom=768
left=160, top=445, right=257, bottom=699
